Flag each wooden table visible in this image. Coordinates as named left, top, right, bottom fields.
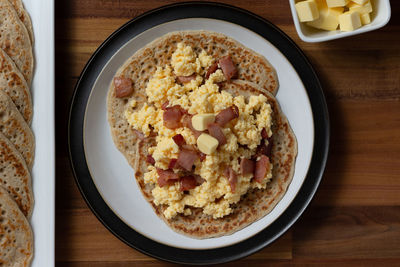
left=55, top=1, right=400, bottom=265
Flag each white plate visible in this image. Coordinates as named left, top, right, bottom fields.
left=24, top=0, right=55, bottom=266
left=84, top=18, right=314, bottom=250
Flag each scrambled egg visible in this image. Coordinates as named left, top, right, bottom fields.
left=171, top=43, right=201, bottom=76
left=125, top=43, right=273, bottom=219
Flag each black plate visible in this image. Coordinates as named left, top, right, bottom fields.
left=68, top=2, right=329, bottom=265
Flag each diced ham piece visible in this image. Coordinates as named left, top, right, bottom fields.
left=177, top=149, right=198, bottom=171
left=172, top=134, right=185, bottom=147
left=161, top=101, right=169, bottom=110
left=182, top=114, right=202, bottom=138
left=205, top=62, right=219, bottom=79
left=254, top=155, right=271, bottom=183
left=156, top=168, right=180, bottom=187
left=157, top=176, right=176, bottom=187
left=168, top=158, right=178, bottom=169
left=240, top=158, right=255, bottom=175
left=207, top=123, right=227, bottom=145
left=114, top=77, right=133, bottom=98
left=146, top=155, right=155, bottom=165
left=156, top=168, right=179, bottom=180
left=215, top=105, right=239, bottom=126
left=179, top=176, right=197, bottom=191
left=218, top=56, right=238, bottom=81
left=133, top=129, right=145, bottom=140
left=224, top=167, right=237, bottom=193
left=177, top=74, right=196, bottom=84
left=163, top=105, right=184, bottom=129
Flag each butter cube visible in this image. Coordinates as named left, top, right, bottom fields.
left=348, top=1, right=372, bottom=14
left=307, top=7, right=344, bottom=31
left=295, top=0, right=319, bottom=22
left=315, top=0, right=328, bottom=9
left=192, top=113, right=215, bottom=131
left=197, top=133, right=219, bottom=155
left=339, top=11, right=362, bottom=31
left=326, top=0, right=349, bottom=8
left=351, top=0, right=368, bottom=4
left=360, top=12, right=371, bottom=25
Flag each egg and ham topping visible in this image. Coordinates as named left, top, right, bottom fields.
left=122, top=43, right=273, bottom=219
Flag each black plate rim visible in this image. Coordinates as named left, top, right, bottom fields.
left=68, top=1, right=330, bottom=265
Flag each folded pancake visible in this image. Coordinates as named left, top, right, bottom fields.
left=0, top=0, right=33, bottom=85
left=0, top=186, right=33, bottom=266
left=0, top=131, right=33, bottom=217
left=9, top=0, right=34, bottom=44
left=0, top=48, right=33, bottom=124
left=131, top=80, right=297, bottom=238
left=0, top=90, right=34, bottom=169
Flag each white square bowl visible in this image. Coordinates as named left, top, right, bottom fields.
left=289, top=0, right=391, bottom=42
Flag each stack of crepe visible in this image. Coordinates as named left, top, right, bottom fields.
left=0, top=0, right=34, bottom=265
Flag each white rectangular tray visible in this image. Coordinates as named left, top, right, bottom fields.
left=24, top=0, right=55, bottom=266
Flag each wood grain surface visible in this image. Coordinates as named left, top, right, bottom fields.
left=55, top=0, right=400, bottom=266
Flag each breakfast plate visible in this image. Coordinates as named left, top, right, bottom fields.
left=69, top=2, right=329, bottom=264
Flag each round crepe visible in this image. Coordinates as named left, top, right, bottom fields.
left=0, top=48, right=32, bottom=124
left=9, top=0, right=34, bottom=44
left=0, top=90, right=34, bottom=169
left=108, top=32, right=295, bottom=238
left=0, top=186, right=33, bottom=266
left=0, top=0, right=33, bottom=85
left=130, top=80, right=297, bottom=238
left=0, top=131, right=33, bottom=218
left=108, top=30, right=279, bottom=175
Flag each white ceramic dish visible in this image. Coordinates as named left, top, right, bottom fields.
left=24, top=0, right=55, bottom=266
left=83, top=18, right=314, bottom=250
left=289, top=0, right=391, bottom=42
